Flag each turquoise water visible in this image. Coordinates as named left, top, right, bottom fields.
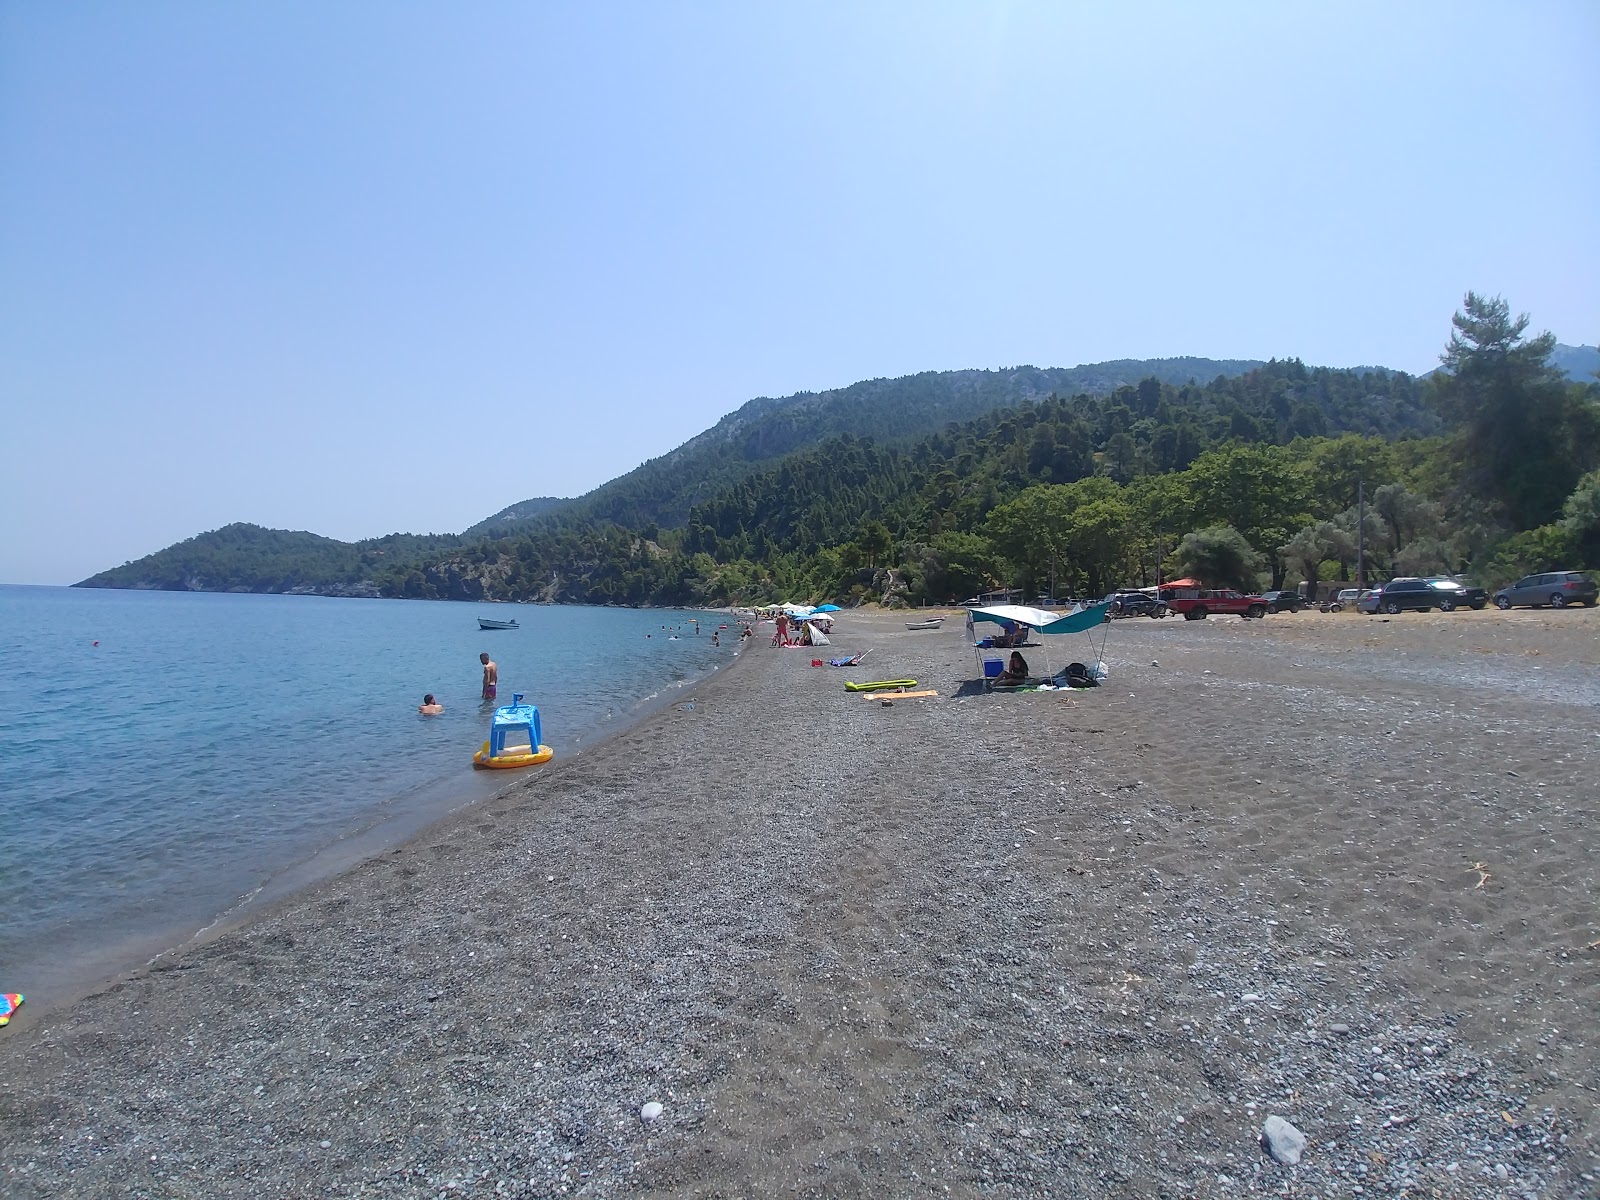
left=0, top=586, right=734, bottom=1006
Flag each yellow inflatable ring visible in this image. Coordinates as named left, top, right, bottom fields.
left=473, top=741, right=555, bottom=769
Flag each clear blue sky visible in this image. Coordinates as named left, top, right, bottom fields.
left=3, top=2, right=1596, bottom=585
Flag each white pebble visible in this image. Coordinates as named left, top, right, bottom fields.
left=640, top=1101, right=664, bottom=1122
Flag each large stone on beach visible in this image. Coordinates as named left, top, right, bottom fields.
left=1260, top=1114, right=1307, bottom=1165
left=640, top=1101, right=664, bottom=1123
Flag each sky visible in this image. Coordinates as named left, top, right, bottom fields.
left=2, top=2, right=1597, bottom=585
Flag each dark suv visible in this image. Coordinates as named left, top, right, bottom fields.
left=1105, top=590, right=1169, bottom=618
left=1493, top=571, right=1599, bottom=609
left=1370, top=577, right=1474, bottom=614
left=1259, top=590, right=1302, bottom=613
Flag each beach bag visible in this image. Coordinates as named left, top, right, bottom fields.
left=1064, top=662, right=1098, bottom=689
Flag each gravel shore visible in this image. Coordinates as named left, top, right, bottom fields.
left=2, top=606, right=1596, bottom=1198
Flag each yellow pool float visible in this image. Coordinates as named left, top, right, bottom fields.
left=474, top=740, right=553, bottom=769
left=472, top=693, right=555, bottom=769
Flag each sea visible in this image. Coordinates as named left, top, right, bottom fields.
left=0, top=585, right=737, bottom=1009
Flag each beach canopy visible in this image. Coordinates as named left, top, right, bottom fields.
left=813, top=603, right=841, bottom=612
left=968, top=602, right=1110, bottom=635
left=966, top=600, right=1114, bottom=686
left=1161, top=578, right=1202, bottom=590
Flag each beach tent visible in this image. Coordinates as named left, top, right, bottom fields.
left=799, top=613, right=834, bottom=639
left=965, top=601, right=1113, bottom=687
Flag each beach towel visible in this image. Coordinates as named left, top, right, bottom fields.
left=0, top=993, right=22, bottom=1026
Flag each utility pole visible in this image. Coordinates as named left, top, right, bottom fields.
left=1357, top=479, right=1366, bottom=589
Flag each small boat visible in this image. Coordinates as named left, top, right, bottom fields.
left=904, top=617, right=945, bottom=630
left=477, top=618, right=520, bottom=631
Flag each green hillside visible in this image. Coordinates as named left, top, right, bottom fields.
left=77, top=524, right=462, bottom=596
left=466, top=358, right=1269, bottom=537
left=77, top=300, right=1600, bottom=605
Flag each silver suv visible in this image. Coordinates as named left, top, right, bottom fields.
left=1492, top=571, right=1598, bottom=609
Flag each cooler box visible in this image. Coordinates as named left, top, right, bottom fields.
left=982, top=654, right=1004, bottom=679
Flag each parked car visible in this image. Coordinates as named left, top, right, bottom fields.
left=1105, top=590, right=1169, bottom=619
left=1492, top=571, right=1599, bottom=609
left=1354, top=588, right=1381, bottom=614
left=1259, top=590, right=1302, bottom=614
left=1368, top=576, right=1477, bottom=614
left=1425, top=576, right=1488, bottom=609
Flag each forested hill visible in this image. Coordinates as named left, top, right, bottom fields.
left=75, top=297, right=1600, bottom=604
left=465, top=495, right=566, bottom=533
left=79, top=356, right=1457, bottom=600
left=1552, top=344, right=1600, bottom=383
left=76, top=524, right=462, bottom=595
left=467, top=357, right=1268, bottom=535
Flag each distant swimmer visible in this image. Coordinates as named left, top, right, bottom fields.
left=419, top=694, right=444, bottom=715
left=480, top=652, right=498, bottom=701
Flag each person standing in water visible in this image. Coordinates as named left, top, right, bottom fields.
left=479, top=652, right=498, bottom=701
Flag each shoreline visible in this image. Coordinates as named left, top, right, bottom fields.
left=5, top=623, right=751, bottom=1025
left=2, top=608, right=1594, bottom=1197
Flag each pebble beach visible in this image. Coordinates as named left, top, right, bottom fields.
left=2, top=606, right=1596, bottom=1198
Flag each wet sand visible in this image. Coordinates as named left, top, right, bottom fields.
left=1, top=606, right=1596, bottom=1197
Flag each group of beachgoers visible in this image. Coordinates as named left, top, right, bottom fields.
left=416, top=651, right=499, bottom=715
left=644, top=617, right=755, bottom=649
left=418, top=619, right=754, bottom=716
left=770, top=611, right=833, bottom=647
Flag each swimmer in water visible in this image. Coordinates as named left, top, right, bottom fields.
left=419, top=693, right=444, bottom=715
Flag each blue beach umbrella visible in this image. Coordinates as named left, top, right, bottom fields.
left=813, top=604, right=841, bottom=612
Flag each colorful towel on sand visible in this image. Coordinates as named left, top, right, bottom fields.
left=0, top=993, right=22, bottom=1026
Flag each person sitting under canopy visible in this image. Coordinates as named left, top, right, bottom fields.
left=995, top=650, right=1030, bottom=686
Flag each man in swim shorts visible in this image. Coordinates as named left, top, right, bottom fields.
left=480, top=652, right=498, bottom=700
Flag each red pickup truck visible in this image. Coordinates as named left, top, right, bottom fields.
left=1157, top=586, right=1268, bottom=620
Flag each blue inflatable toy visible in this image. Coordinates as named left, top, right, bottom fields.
left=473, top=693, right=554, bottom=769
